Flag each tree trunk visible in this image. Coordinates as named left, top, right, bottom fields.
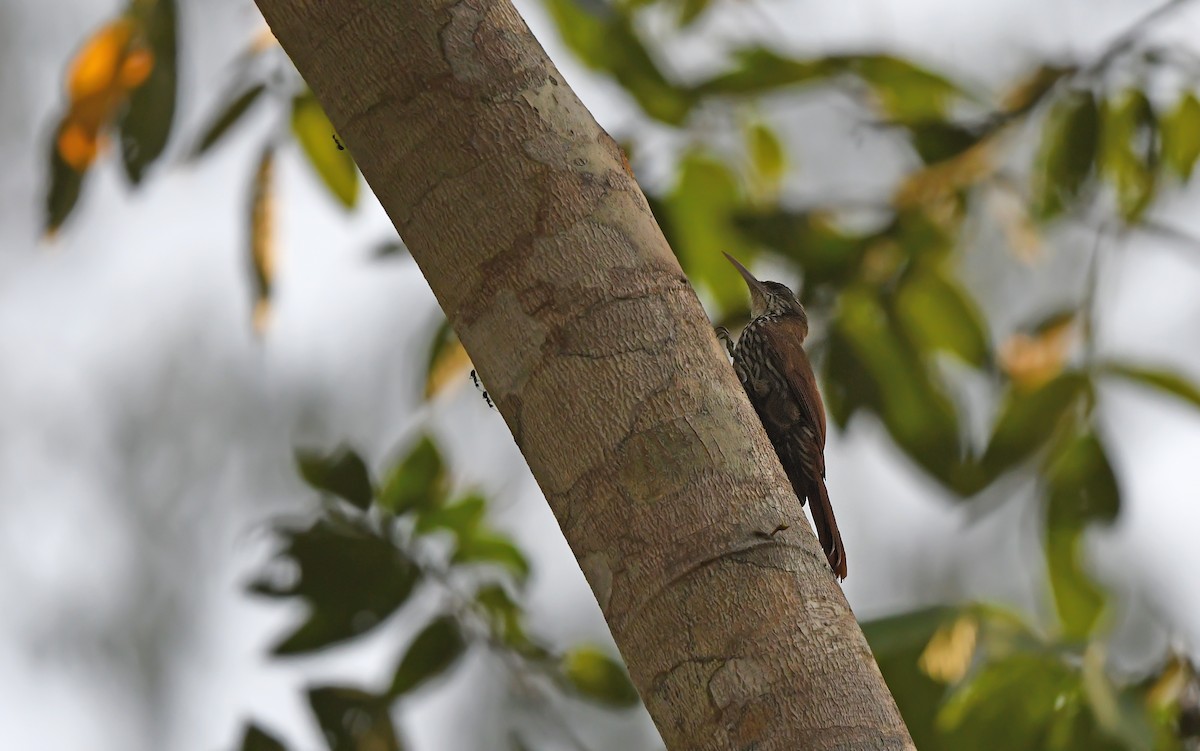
left=252, top=0, right=914, bottom=748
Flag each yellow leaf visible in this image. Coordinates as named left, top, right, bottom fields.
left=425, top=330, right=472, bottom=399
left=67, top=19, right=136, bottom=101
left=999, top=316, right=1076, bottom=389
left=918, top=614, right=978, bottom=683
left=250, top=147, right=276, bottom=334
left=894, top=137, right=996, bottom=210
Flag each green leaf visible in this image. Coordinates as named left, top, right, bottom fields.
left=981, top=373, right=1088, bottom=478
left=421, top=317, right=470, bottom=400
left=937, top=653, right=1082, bottom=749
left=905, top=120, right=984, bottom=165
left=191, top=82, right=266, bottom=158
left=1033, top=90, right=1100, bottom=220
left=1100, top=362, right=1200, bottom=412
left=119, top=0, right=177, bottom=184
left=862, top=606, right=958, bottom=656
left=44, top=122, right=87, bottom=236
left=542, top=0, right=692, bottom=123
left=666, top=153, right=756, bottom=310
left=1161, top=92, right=1200, bottom=180
left=746, top=121, right=786, bottom=194
left=476, top=584, right=536, bottom=653
left=239, top=724, right=287, bottom=751
left=1043, top=431, right=1117, bottom=639
left=835, top=286, right=965, bottom=488
left=388, top=615, right=468, bottom=697
left=894, top=268, right=990, bottom=367
left=735, top=210, right=868, bottom=293
left=291, top=90, right=359, bottom=208
left=308, top=686, right=401, bottom=751
left=379, top=436, right=445, bottom=515
left=848, top=55, right=964, bottom=121
left=1100, top=90, right=1158, bottom=223
left=295, top=445, right=374, bottom=510
left=453, top=531, right=531, bottom=582
left=414, top=494, right=485, bottom=536
left=695, top=48, right=836, bottom=96
left=863, top=607, right=961, bottom=751
left=1045, top=524, right=1107, bottom=644
left=1045, top=432, right=1121, bottom=528
left=374, top=240, right=408, bottom=259
left=250, top=520, right=420, bottom=654
left=560, top=645, right=640, bottom=707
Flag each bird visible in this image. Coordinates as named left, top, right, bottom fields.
left=716, top=252, right=847, bottom=580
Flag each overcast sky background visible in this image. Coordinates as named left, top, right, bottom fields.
left=2, top=0, right=1200, bottom=749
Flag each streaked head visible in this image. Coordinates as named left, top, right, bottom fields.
left=723, top=252, right=807, bottom=332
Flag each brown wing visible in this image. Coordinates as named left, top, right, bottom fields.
left=758, top=318, right=826, bottom=467
left=754, top=318, right=845, bottom=578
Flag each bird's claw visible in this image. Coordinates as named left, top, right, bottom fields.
left=715, top=326, right=735, bottom=357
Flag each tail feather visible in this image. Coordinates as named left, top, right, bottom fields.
left=808, top=476, right=847, bottom=580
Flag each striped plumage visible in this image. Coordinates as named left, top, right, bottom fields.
left=719, top=253, right=847, bottom=580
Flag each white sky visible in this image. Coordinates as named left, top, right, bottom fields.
left=2, top=0, right=1200, bottom=749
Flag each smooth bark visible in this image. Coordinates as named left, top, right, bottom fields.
left=253, top=0, right=914, bottom=747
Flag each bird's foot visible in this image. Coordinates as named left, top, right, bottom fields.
left=715, top=326, right=736, bottom=358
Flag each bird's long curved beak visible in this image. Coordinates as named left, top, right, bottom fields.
left=723, top=252, right=769, bottom=310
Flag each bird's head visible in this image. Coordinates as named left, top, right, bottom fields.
left=723, top=252, right=808, bottom=336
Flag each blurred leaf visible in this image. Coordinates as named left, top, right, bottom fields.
left=308, top=686, right=401, bottom=751
left=1101, top=362, right=1200, bottom=412
left=295, top=445, right=374, bottom=510
left=374, top=240, right=409, bottom=259
left=192, top=82, right=266, bottom=157
left=667, top=153, right=756, bottom=309
left=937, top=653, right=1083, bottom=749
left=735, top=210, right=869, bottom=294
left=560, top=645, right=640, bottom=707
left=378, top=436, right=445, bottom=515
left=476, top=584, right=537, bottom=654
left=1043, top=431, right=1118, bottom=639
left=119, top=0, right=177, bottom=184
left=250, top=519, right=419, bottom=654
left=849, top=55, right=964, bottom=121
left=999, top=313, right=1076, bottom=389
left=894, top=137, right=995, bottom=209
left=1082, top=644, right=1157, bottom=750
left=1161, top=92, right=1200, bottom=181
left=674, top=0, right=709, bottom=27
left=981, top=372, right=1088, bottom=478
left=291, top=90, right=359, bottom=208
left=422, top=319, right=471, bottom=400
left=746, top=121, right=786, bottom=197
left=388, top=615, right=467, bottom=697
left=1100, top=90, right=1158, bottom=223
left=1045, top=524, right=1107, bottom=643
left=1033, top=90, right=1099, bottom=220
left=862, top=606, right=959, bottom=656
left=1001, top=64, right=1076, bottom=114
left=453, top=532, right=531, bottom=582
left=544, top=0, right=692, bottom=123
left=863, top=607, right=960, bottom=751
left=905, top=120, right=984, bottom=165
left=249, top=146, right=275, bottom=333
left=695, top=48, right=836, bottom=96
left=1045, top=432, right=1120, bottom=528
left=239, top=724, right=287, bottom=751
left=835, top=286, right=965, bottom=487
left=415, top=494, right=485, bottom=536
left=894, top=268, right=990, bottom=367
left=44, top=122, right=87, bottom=235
